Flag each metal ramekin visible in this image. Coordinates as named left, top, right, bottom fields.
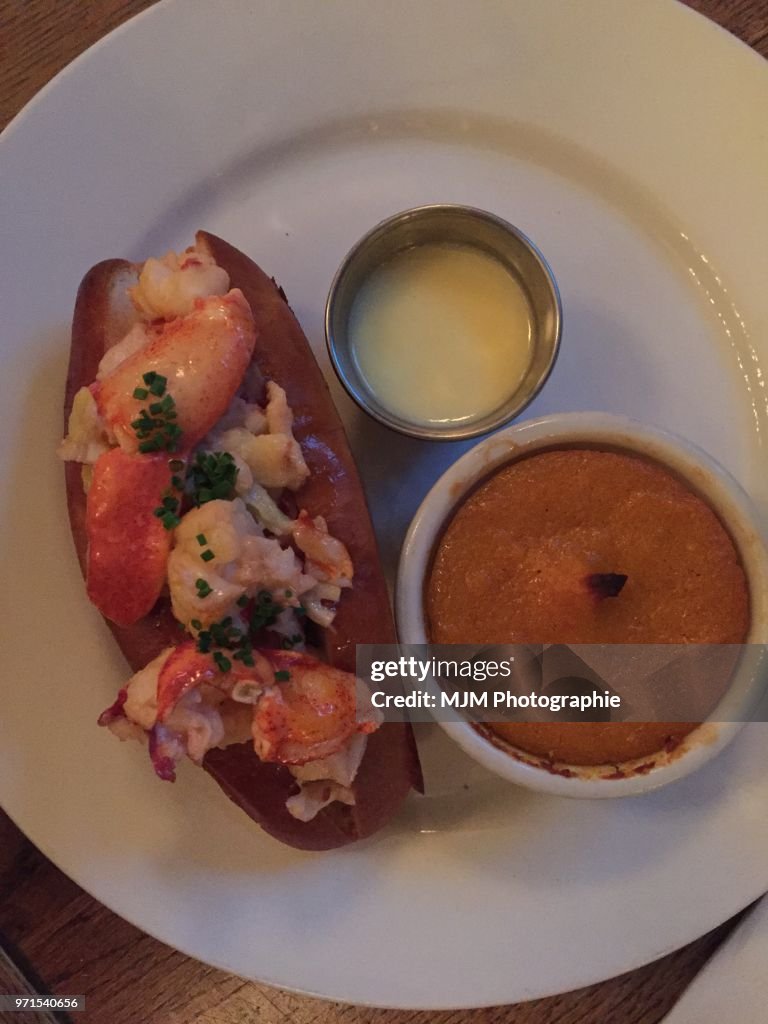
left=325, top=204, right=562, bottom=441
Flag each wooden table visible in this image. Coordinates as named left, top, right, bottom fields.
left=1, top=1, right=766, bottom=1021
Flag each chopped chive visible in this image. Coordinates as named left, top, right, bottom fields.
left=146, top=373, right=167, bottom=396
left=236, top=594, right=249, bottom=607
left=196, top=534, right=207, bottom=546
left=132, top=387, right=149, bottom=400
left=187, top=450, right=239, bottom=507
left=201, top=549, right=215, bottom=562
left=211, top=480, right=232, bottom=499
left=195, top=578, right=213, bottom=598
left=213, top=652, right=231, bottom=673
left=274, top=670, right=290, bottom=682
left=190, top=619, right=202, bottom=631
left=171, top=475, right=183, bottom=489
left=192, top=610, right=257, bottom=666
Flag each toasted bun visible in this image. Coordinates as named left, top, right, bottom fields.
left=65, top=234, right=421, bottom=850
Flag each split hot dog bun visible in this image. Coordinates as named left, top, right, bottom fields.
left=63, top=231, right=421, bottom=850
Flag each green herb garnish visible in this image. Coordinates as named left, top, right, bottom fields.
left=132, top=374, right=181, bottom=453
left=213, top=651, right=232, bottom=673
left=143, top=371, right=168, bottom=396
left=186, top=451, right=238, bottom=506
left=249, top=589, right=282, bottom=631
left=193, top=590, right=289, bottom=670
left=153, top=480, right=182, bottom=531
left=197, top=613, right=252, bottom=665
left=281, top=633, right=303, bottom=650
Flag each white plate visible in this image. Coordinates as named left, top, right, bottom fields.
left=1, top=0, right=767, bottom=1009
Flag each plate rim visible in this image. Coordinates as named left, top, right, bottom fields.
left=2, top=0, right=768, bottom=1009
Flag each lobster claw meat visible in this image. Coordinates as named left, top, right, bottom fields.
left=86, top=447, right=176, bottom=625
left=250, top=649, right=379, bottom=766
left=93, top=289, right=256, bottom=454
left=155, top=642, right=222, bottom=721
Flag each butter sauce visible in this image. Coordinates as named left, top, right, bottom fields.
left=348, top=243, right=532, bottom=427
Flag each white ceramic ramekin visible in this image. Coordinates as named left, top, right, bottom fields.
left=396, top=412, right=768, bottom=797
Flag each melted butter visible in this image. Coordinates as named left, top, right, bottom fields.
left=349, top=243, right=533, bottom=426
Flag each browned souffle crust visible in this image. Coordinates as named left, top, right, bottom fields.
left=426, top=448, right=749, bottom=765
